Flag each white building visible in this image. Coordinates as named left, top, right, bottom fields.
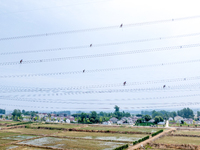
left=65, top=119, right=70, bottom=123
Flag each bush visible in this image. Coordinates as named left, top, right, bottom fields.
left=132, top=136, right=149, bottom=145
left=114, top=144, right=128, bottom=150
left=151, top=129, right=163, bottom=137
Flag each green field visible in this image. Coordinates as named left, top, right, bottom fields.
left=79, top=126, right=161, bottom=133
left=30, top=123, right=85, bottom=129
left=5, top=128, right=60, bottom=135
left=0, top=123, right=167, bottom=150
left=0, top=145, right=45, bottom=150
left=154, top=136, right=200, bottom=145
left=174, top=130, right=200, bottom=135
left=0, top=121, right=19, bottom=124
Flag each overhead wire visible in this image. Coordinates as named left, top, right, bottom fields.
left=0, top=82, right=200, bottom=95
left=1, top=59, right=200, bottom=78
left=1, top=32, right=200, bottom=55
left=1, top=43, right=200, bottom=66
left=2, top=93, right=200, bottom=102
left=0, top=15, right=200, bottom=41
left=1, top=75, right=200, bottom=92
left=1, top=95, right=200, bottom=109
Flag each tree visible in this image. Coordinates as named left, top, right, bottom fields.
left=154, top=116, right=160, bottom=124
left=12, top=109, right=22, bottom=120
left=0, top=109, right=5, bottom=114
left=144, top=115, right=151, bottom=122
left=136, top=118, right=143, bottom=123
left=181, top=120, right=184, bottom=124
left=81, top=113, right=87, bottom=122
left=114, top=105, right=120, bottom=112
left=22, top=110, right=25, bottom=114
left=177, top=108, right=194, bottom=119
left=170, top=111, right=177, bottom=118
left=158, top=116, right=164, bottom=122
left=197, top=111, right=200, bottom=117
left=136, top=114, right=143, bottom=117
left=90, top=111, right=97, bottom=119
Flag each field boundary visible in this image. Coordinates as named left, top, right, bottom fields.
left=26, top=126, right=152, bottom=134
left=148, top=143, right=200, bottom=150
left=169, top=134, right=200, bottom=137
left=127, top=128, right=176, bottom=150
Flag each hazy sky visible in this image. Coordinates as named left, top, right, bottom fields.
left=0, top=0, right=200, bottom=112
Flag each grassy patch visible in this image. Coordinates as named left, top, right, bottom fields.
left=0, top=121, right=19, bottom=124
left=0, top=145, right=46, bottom=150
left=4, top=128, right=59, bottom=135
left=0, top=132, right=19, bottom=137
left=30, top=123, right=85, bottom=129
left=174, top=130, right=200, bottom=135
left=154, top=136, right=200, bottom=145
left=79, top=126, right=162, bottom=133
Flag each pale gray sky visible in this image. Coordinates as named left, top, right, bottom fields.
left=0, top=0, right=200, bottom=111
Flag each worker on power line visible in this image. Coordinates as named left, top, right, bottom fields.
left=90, top=44, right=92, bottom=47
left=20, top=59, right=23, bottom=64
left=83, top=69, right=85, bottom=73
left=120, top=24, right=123, bottom=28
left=163, top=85, right=166, bottom=88
left=123, top=81, right=126, bottom=86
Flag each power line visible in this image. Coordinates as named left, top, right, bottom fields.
left=1, top=15, right=200, bottom=41
left=1, top=76, right=200, bottom=91
left=1, top=95, right=200, bottom=109
left=0, top=83, right=200, bottom=95
left=2, top=93, right=200, bottom=102
left=1, top=59, right=200, bottom=78
left=1, top=32, right=200, bottom=55
left=1, top=43, right=200, bottom=66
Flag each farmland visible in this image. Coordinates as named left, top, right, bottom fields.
left=2, top=121, right=200, bottom=150
left=0, top=122, right=159, bottom=150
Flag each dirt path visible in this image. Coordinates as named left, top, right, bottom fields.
left=127, top=128, right=176, bottom=150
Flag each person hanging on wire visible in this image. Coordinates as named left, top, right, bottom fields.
left=123, top=81, right=126, bottom=86
left=20, top=59, right=23, bottom=64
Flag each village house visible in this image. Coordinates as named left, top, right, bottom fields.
left=183, top=118, right=193, bottom=124
left=102, top=121, right=112, bottom=125
left=117, top=120, right=123, bottom=125
left=174, top=116, right=183, bottom=123
left=109, top=117, right=118, bottom=123
left=65, top=116, right=75, bottom=122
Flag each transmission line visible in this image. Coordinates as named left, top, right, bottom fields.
left=1, top=43, right=200, bottom=66
left=1, top=59, right=200, bottom=78
left=1, top=94, right=200, bottom=109
left=1, top=32, right=200, bottom=55
left=1, top=75, right=200, bottom=92
left=0, top=15, right=200, bottom=41
left=1, top=83, right=200, bottom=95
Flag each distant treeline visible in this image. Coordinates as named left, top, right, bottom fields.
left=0, top=109, right=5, bottom=114
left=141, top=107, right=195, bottom=119
left=51, top=111, right=71, bottom=116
